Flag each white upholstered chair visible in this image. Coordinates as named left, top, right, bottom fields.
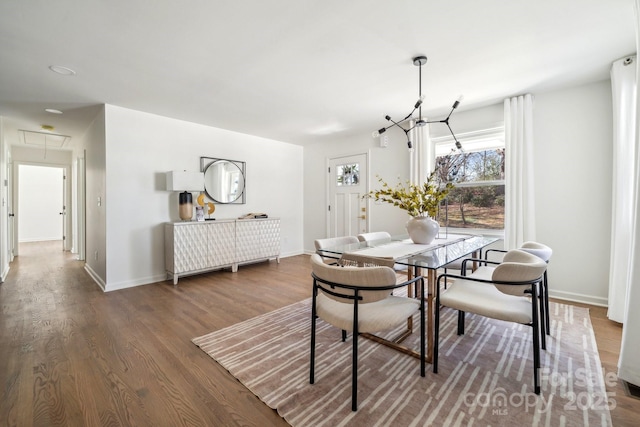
left=309, top=254, right=425, bottom=411
left=482, top=241, right=553, bottom=345
left=520, top=242, right=553, bottom=335
left=356, top=231, right=392, bottom=242
left=314, top=236, right=359, bottom=264
left=434, top=249, right=548, bottom=394
left=357, top=231, right=409, bottom=279
left=338, top=252, right=395, bottom=268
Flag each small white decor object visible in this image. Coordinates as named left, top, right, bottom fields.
left=195, top=206, right=205, bottom=222
left=406, top=216, right=439, bottom=244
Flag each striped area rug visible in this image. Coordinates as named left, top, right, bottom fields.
left=193, top=298, right=611, bottom=426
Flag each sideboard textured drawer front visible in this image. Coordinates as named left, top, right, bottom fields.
left=261, top=219, right=281, bottom=257
left=174, top=224, right=208, bottom=273
left=236, top=220, right=261, bottom=262
left=207, top=221, right=236, bottom=266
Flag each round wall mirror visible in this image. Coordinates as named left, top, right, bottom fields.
left=202, top=159, right=246, bottom=203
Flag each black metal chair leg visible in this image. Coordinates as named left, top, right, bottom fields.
left=544, top=271, right=550, bottom=335
left=433, top=292, right=440, bottom=374
left=310, top=290, right=317, bottom=385
left=538, top=282, right=546, bottom=350
left=532, top=285, right=541, bottom=395
left=457, top=310, right=465, bottom=335
left=352, top=316, right=358, bottom=411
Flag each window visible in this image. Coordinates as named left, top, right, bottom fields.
left=336, top=163, right=360, bottom=186
left=434, top=128, right=505, bottom=230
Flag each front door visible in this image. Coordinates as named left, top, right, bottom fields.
left=327, top=153, right=368, bottom=237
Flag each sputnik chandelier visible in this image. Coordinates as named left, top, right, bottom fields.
left=372, top=55, right=463, bottom=150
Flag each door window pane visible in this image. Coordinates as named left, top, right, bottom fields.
left=336, top=163, right=359, bottom=186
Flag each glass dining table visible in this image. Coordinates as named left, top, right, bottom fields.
left=315, top=233, right=501, bottom=364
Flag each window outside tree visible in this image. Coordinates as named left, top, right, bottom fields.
left=434, top=128, right=505, bottom=230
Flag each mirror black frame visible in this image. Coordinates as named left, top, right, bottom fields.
left=200, top=157, right=246, bottom=204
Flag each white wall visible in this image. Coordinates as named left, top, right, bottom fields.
left=79, top=108, right=107, bottom=288
left=103, top=105, right=304, bottom=291
left=303, top=80, right=614, bottom=305
left=17, top=165, right=63, bottom=242
left=533, top=80, right=613, bottom=305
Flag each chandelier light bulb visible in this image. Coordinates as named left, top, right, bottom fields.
left=372, top=127, right=386, bottom=138
left=452, top=94, right=464, bottom=109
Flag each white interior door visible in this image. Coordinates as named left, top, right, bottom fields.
left=76, top=155, right=85, bottom=260
left=6, top=162, right=15, bottom=261
left=328, top=153, right=368, bottom=237
left=61, top=169, right=67, bottom=251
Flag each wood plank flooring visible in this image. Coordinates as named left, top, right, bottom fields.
left=1, top=241, right=638, bottom=426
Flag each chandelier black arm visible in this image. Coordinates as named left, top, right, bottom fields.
left=425, top=102, right=463, bottom=150
left=445, top=121, right=463, bottom=151
left=385, top=115, right=416, bottom=149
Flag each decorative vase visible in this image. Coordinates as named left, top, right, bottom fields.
left=406, top=216, right=439, bottom=244
left=178, top=191, right=193, bottom=221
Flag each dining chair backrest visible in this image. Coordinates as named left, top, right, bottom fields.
left=314, top=236, right=359, bottom=251
left=338, top=252, right=395, bottom=268
left=310, top=254, right=396, bottom=304
left=491, top=249, right=548, bottom=296
left=520, top=241, right=553, bottom=263
left=356, top=231, right=391, bottom=242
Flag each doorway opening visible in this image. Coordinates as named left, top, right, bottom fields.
left=16, top=164, right=68, bottom=254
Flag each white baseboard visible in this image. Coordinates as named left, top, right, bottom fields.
left=19, top=237, right=62, bottom=243
left=0, top=264, right=9, bottom=283
left=548, top=290, right=608, bottom=307
left=84, top=264, right=106, bottom=291
left=104, top=274, right=169, bottom=292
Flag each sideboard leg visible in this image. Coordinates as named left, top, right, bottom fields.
left=173, top=275, right=178, bottom=285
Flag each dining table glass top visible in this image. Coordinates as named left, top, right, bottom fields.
left=316, top=233, right=501, bottom=270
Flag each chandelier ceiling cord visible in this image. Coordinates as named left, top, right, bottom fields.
left=373, top=55, right=463, bottom=150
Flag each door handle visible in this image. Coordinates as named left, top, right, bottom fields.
left=8, top=213, right=14, bottom=217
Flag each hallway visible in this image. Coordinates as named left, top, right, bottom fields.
left=0, top=241, right=308, bottom=426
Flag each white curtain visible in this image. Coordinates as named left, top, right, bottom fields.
left=618, top=0, right=640, bottom=387
left=409, top=121, right=434, bottom=185
left=504, top=94, right=536, bottom=250
left=608, top=55, right=638, bottom=323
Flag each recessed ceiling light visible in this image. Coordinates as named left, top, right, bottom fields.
left=48, top=65, right=76, bottom=76
left=45, top=108, right=63, bottom=114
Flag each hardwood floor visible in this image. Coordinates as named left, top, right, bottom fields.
left=1, top=241, right=638, bottom=426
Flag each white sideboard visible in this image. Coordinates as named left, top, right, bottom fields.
left=165, top=218, right=280, bottom=284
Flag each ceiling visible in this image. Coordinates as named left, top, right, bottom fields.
left=0, top=0, right=636, bottom=147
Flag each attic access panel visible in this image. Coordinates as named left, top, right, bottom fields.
left=18, top=129, right=71, bottom=148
